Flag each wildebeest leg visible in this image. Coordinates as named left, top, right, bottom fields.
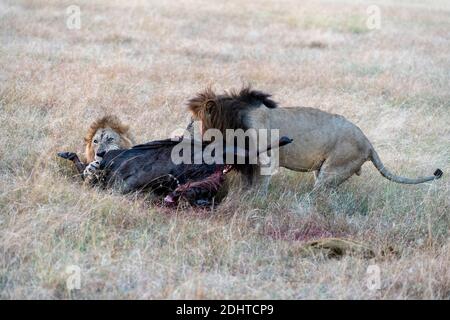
left=57, top=152, right=86, bottom=175
left=164, top=170, right=225, bottom=206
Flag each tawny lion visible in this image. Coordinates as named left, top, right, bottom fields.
left=82, top=115, right=135, bottom=181
left=187, top=87, right=443, bottom=189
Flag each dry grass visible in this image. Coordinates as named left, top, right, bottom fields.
left=0, top=0, right=449, bottom=299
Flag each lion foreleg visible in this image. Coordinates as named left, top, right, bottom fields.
left=253, top=172, right=271, bottom=195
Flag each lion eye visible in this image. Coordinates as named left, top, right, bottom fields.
left=93, top=140, right=98, bottom=144
left=107, top=137, right=113, bottom=142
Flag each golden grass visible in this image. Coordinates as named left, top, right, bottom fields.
left=0, top=0, right=449, bottom=299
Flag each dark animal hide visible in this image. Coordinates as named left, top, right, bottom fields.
left=58, top=137, right=292, bottom=207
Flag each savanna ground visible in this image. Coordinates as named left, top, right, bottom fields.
left=0, top=0, right=449, bottom=299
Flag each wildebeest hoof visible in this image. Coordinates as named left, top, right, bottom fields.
left=57, top=152, right=77, bottom=160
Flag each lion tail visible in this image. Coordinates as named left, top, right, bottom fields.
left=370, top=149, right=443, bottom=184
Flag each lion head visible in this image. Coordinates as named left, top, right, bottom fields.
left=84, top=115, right=135, bottom=162
left=186, top=86, right=278, bottom=134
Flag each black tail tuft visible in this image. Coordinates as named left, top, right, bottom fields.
left=279, top=136, right=293, bottom=147
left=433, top=169, right=443, bottom=179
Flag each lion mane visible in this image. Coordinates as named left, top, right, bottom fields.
left=186, top=86, right=279, bottom=178
left=187, top=86, right=278, bottom=133
left=84, top=115, right=134, bottom=162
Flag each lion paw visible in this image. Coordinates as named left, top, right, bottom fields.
left=83, top=160, right=100, bottom=180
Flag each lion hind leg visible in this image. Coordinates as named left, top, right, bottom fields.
left=313, top=157, right=364, bottom=190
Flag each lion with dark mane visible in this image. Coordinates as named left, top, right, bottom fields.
left=187, top=86, right=443, bottom=190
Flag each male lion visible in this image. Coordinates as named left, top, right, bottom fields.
left=187, top=87, right=443, bottom=189
left=59, top=114, right=293, bottom=205
left=82, top=115, right=135, bottom=181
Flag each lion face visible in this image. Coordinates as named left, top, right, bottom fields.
left=84, top=115, right=134, bottom=163
left=90, top=127, right=123, bottom=160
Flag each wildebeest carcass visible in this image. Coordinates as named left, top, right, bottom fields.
left=58, top=136, right=292, bottom=206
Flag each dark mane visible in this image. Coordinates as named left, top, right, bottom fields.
left=186, top=86, right=280, bottom=178
left=228, top=86, right=278, bottom=109
left=187, top=86, right=278, bottom=132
